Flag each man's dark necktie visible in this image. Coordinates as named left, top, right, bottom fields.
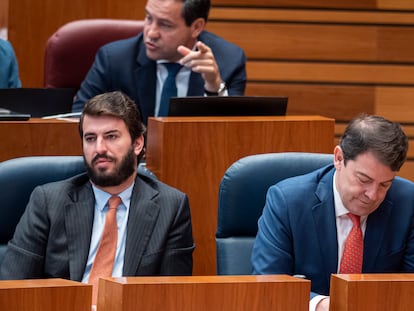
left=159, top=62, right=182, bottom=116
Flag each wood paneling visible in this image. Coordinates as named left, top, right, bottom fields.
left=211, top=8, right=414, bottom=25
left=246, top=62, right=414, bottom=84
left=246, top=83, right=375, bottom=121
left=0, top=0, right=7, bottom=29
left=211, top=0, right=378, bottom=10
left=213, top=0, right=414, bottom=10
left=207, top=22, right=414, bottom=64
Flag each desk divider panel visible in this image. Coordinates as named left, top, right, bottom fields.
left=330, top=274, right=414, bottom=311
left=0, top=278, right=91, bottom=311
left=98, top=275, right=310, bottom=311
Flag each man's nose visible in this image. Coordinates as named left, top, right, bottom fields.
left=146, top=23, right=160, bottom=39
left=95, top=137, right=107, bottom=153
left=364, top=184, right=379, bottom=201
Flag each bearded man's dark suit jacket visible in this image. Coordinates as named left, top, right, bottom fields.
left=72, top=31, right=247, bottom=124
left=0, top=173, right=194, bottom=280
left=251, top=164, right=414, bottom=297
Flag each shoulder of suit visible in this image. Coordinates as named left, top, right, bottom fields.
left=100, top=33, right=143, bottom=51
left=199, top=30, right=244, bottom=53
left=38, top=172, right=90, bottom=190
left=135, top=173, right=187, bottom=197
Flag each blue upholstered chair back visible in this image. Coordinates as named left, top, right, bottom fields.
left=216, top=152, right=333, bottom=275
left=0, top=156, right=154, bottom=265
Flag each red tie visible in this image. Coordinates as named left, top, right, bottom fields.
left=339, top=213, right=363, bottom=273
left=88, top=196, right=121, bottom=305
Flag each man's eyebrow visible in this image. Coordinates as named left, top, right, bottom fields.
left=357, top=172, right=373, bottom=180
left=144, top=9, right=175, bottom=24
left=104, top=129, right=121, bottom=135
left=357, top=171, right=394, bottom=184
left=83, top=129, right=120, bottom=136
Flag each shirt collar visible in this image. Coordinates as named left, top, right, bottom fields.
left=91, top=182, right=134, bottom=212
left=333, top=171, right=349, bottom=217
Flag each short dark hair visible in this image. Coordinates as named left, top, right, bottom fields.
left=181, top=0, right=210, bottom=26
left=79, top=91, right=146, bottom=158
left=339, top=114, right=408, bottom=171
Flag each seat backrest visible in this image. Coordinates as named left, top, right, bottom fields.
left=216, top=152, right=333, bottom=275
left=0, top=156, right=85, bottom=264
left=44, top=19, right=145, bottom=89
left=0, top=155, right=155, bottom=265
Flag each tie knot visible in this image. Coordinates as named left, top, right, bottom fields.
left=164, top=62, right=182, bottom=77
left=348, top=213, right=361, bottom=227
left=108, top=196, right=121, bottom=210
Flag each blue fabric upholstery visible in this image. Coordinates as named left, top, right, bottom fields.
left=216, top=152, right=333, bottom=275
left=0, top=156, right=155, bottom=265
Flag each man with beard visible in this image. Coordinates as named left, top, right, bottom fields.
left=251, top=114, right=414, bottom=311
left=71, top=0, right=246, bottom=125
left=0, top=91, right=194, bottom=305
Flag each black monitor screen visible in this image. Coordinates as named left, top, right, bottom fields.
left=168, top=96, right=288, bottom=117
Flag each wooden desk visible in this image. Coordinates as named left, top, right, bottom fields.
left=0, top=278, right=91, bottom=311
left=0, top=118, right=81, bottom=162
left=330, top=274, right=414, bottom=311
left=146, top=115, right=335, bottom=275
left=98, top=275, right=310, bottom=311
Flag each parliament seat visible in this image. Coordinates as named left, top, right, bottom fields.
left=216, top=152, right=333, bottom=275
left=44, top=19, right=144, bottom=89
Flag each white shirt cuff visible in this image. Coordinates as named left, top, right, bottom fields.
left=309, top=295, right=328, bottom=311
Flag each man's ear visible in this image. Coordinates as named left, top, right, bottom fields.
left=334, top=145, right=344, bottom=170
left=133, top=135, right=145, bottom=156
left=190, top=18, right=206, bottom=38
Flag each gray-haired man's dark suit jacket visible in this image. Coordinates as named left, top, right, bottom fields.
left=0, top=173, right=194, bottom=280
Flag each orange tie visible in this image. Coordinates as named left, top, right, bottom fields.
left=339, top=213, right=364, bottom=273
left=88, top=195, right=121, bottom=305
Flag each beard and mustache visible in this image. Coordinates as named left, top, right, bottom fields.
left=84, top=146, right=136, bottom=187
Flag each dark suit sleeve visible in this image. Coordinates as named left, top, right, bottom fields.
left=199, top=31, right=246, bottom=96
left=219, top=48, right=247, bottom=96
left=251, top=184, right=294, bottom=275
left=251, top=184, right=325, bottom=299
left=72, top=46, right=113, bottom=112
left=0, top=186, right=50, bottom=279
left=158, top=194, right=194, bottom=275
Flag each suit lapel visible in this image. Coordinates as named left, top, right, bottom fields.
left=312, top=170, right=339, bottom=277
left=135, top=43, right=157, bottom=121
left=363, top=201, right=391, bottom=270
left=123, top=177, right=160, bottom=276
left=65, top=180, right=95, bottom=281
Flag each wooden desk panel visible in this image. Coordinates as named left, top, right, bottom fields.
left=0, top=278, right=91, bottom=311
left=0, top=118, right=81, bottom=162
left=146, top=116, right=334, bottom=275
left=330, top=274, right=414, bottom=311
left=98, top=275, right=310, bottom=311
